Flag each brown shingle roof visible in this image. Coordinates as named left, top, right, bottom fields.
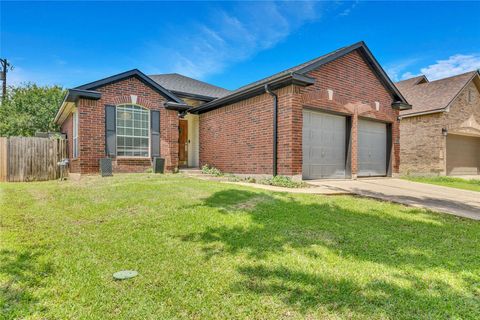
left=395, top=75, right=428, bottom=91
left=397, top=71, right=478, bottom=116
left=148, top=73, right=231, bottom=99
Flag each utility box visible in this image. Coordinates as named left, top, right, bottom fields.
left=152, top=157, right=165, bottom=174
left=100, top=158, right=113, bottom=177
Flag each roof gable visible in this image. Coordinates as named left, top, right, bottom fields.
left=396, top=75, right=429, bottom=91
left=191, top=41, right=408, bottom=114
left=398, top=71, right=480, bottom=117
left=75, top=69, right=184, bottom=103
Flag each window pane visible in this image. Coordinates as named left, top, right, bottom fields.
left=116, top=105, right=150, bottom=157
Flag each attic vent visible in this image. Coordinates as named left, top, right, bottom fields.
left=468, top=89, right=473, bottom=103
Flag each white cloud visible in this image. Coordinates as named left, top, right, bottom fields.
left=419, top=54, right=480, bottom=80
left=387, top=53, right=480, bottom=82
left=399, top=71, right=420, bottom=80
left=339, top=0, right=359, bottom=17
left=143, top=1, right=324, bottom=80
left=385, top=58, right=420, bottom=82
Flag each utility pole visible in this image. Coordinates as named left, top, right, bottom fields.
left=0, top=59, right=13, bottom=101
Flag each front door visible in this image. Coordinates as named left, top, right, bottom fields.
left=178, top=119, right=188, bottom=167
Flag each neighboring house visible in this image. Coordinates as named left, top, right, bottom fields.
left=397, top=71, right=480, bottom=176
left=55, top=41, right=410, bottom=179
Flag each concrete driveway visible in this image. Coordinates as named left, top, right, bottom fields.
left=308, top=178, right=480, bottom=220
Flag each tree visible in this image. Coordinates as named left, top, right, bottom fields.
left=0, top=83, right=65, bottom=137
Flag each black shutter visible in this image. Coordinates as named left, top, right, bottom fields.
left=151, top=110, right=160, bottom=158
left=105, top=105, right=116, bottom=157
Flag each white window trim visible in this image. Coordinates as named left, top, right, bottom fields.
left=72, top=110, right=79, bottom=159
left=115, top=104, right=151, bottom=158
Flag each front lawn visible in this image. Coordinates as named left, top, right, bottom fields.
left=403, top=176, right=480, bottom=192
left=1, top=174, right=479, bottom=319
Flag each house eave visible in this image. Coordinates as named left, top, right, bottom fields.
left=398, top=108, right=446, bottom=119
left=391, top=101, right=412, bottom=111
left=54, top=89, right=101, bottom=125
left=164, top=101, right=190, bottom=112
left=171, top=90, right=218, bottom=102
left=75, top=69, right=184, bottom=104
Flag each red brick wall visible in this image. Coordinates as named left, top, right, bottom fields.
left=199, top=49, right=400, bottom=177
left=60, top=113, right=80, bottom=173
left=199, top=92, right=275, bottom=174
left=62, top=76, right=179, bottom=174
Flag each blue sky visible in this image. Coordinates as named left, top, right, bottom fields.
left=1, top=1, right=480, bottom=90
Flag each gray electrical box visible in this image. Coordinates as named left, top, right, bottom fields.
left=100, top=158, right=113, bottom=177
left=153, top=157, right=165, bottom=174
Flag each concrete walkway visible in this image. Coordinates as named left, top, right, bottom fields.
left=309, top=178, right=480, bottom=220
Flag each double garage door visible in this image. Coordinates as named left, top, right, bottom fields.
left=447, top=135, right=480, bottom=175
left=303, top=110, right=387, bottom=179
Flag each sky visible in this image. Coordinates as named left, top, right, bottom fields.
left=1, top=1, right=480, bottom=90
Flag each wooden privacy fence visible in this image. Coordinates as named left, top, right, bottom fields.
left=0, top=137, right=67, bottom=182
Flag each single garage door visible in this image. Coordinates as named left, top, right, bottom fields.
left=302, top=110, right=346, bottom=179
left=447, top=134, right=480, bottom=175
left=358, top=119, right=387, bottom=177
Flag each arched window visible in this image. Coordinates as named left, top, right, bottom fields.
left=116, top=104, right=150, bottom=157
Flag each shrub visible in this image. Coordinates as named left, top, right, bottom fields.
left=258, top=176, right=307, bottom=188
left=225, top=173, right=241, bottom=182
left=201, top=164, right=223, bottom=177
left=244, top=177, right=256, bottom=183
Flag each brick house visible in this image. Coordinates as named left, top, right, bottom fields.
left=397, top=71, right=480, bottom=176
left=55, top=41, right=410, bottom=179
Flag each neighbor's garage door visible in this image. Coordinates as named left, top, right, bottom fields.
left=447, top=134, right=480, bottom=175
left=302, top=110, right=346, bottom=179
left=358, top=119, right=387, bottom=177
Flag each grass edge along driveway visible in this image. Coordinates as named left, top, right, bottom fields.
left=403, top=175, right=480, bottom=192
left=1, top=174, right=479, bottom=319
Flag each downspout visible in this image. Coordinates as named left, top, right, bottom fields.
left=265, top=84, right=278, bottom=176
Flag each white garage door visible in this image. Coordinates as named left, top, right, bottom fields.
left=302, top=110, right=346, bottom=179
left=447, top=135, right=480, bottom=175
left=358, top=119, right=387, bottom=177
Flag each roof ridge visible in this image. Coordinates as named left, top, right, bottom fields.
left=425, top=70, right=477, bottom=84
left=232, top=43, right=352, bottom=92
left=149, top=73, right=230, bottom=90
left=396, top=75, right=426, bottom=83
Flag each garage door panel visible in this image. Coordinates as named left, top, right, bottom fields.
left=447, top=135, right=480, bottom=175
left=358, top=119, right=387, bottom=177
left=303, top=110, right=346, bottom=179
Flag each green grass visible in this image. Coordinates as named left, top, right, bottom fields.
left=403, top=176, right=480, bottom=192
left=1, top=174, right=479, bottom=319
